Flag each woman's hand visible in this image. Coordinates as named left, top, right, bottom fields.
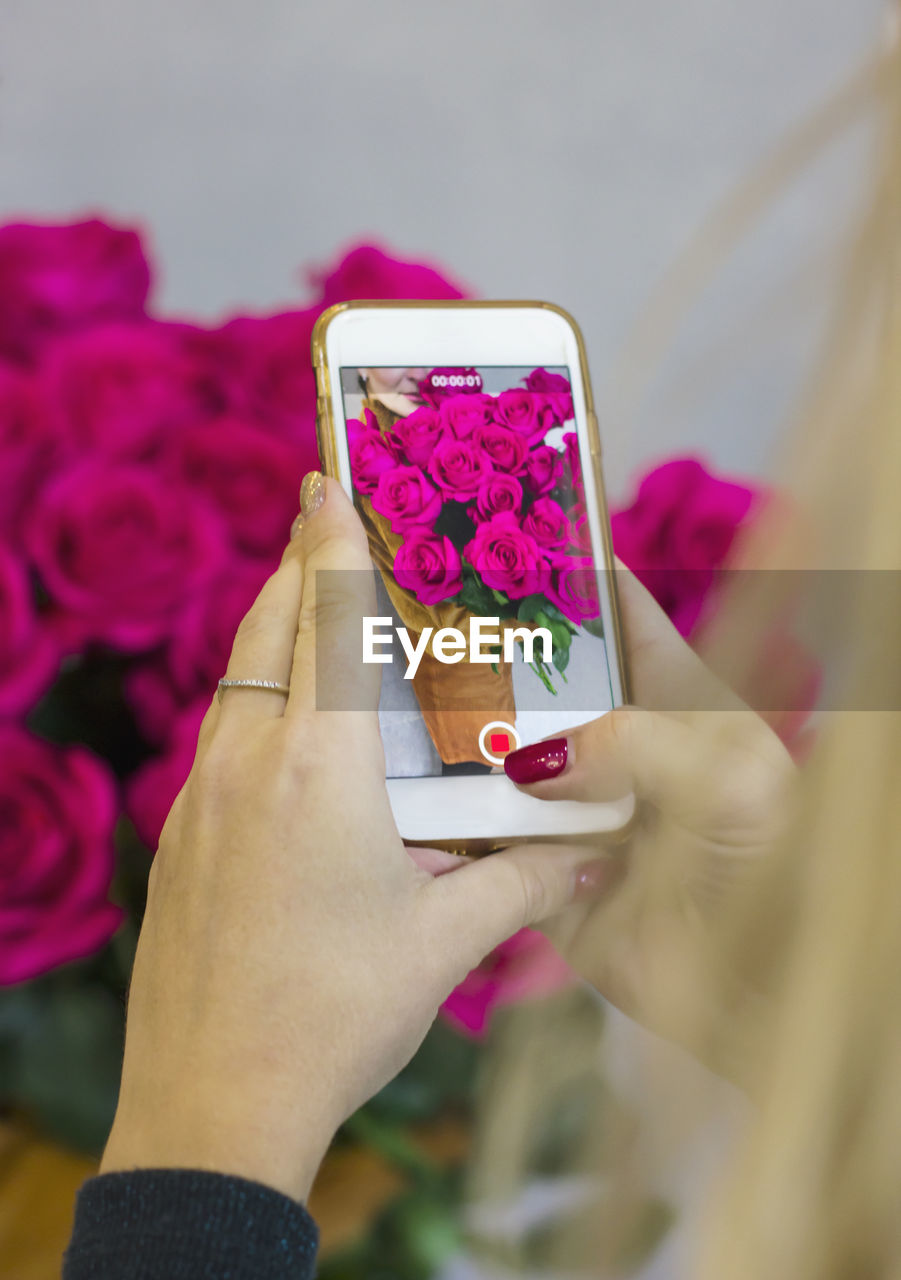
left=502, top=566, right=797, bottom=1080
left=100, top=476, right=607, bottom=1201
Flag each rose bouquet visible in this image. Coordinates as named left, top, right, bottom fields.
left=350, top=368, right=599, bottom=693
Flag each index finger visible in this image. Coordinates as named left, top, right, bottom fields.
left=217, top=544, right=304, bottom=727
left=615, top=560, right=746, bottom=717
left=286, top=475, right=381, bottom=722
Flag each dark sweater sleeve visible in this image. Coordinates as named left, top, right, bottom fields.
left=63, top=1169, right=319, bottom=1279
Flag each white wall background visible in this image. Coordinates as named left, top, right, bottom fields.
left=1, top=0, right=886, bottom=499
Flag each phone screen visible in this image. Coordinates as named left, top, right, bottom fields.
left=339, top=363, right=617, bottom=779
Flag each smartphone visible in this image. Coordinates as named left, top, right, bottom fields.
left=312, top=301, right=634, bottom=852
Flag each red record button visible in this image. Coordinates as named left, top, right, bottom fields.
left=478, top=720, right=521, bottom=766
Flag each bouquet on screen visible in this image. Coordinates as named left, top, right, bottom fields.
left=348, top=367, right=601, bottom=693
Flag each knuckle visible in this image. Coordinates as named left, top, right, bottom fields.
left=279, top=728, right=319, bottom=782
left=190, top=733, right=240, bottom=797
left=604, top=705, right=643, bottom=756
left=298, top=579, right=362, bottom=641
left=188, top=720, right=286, bottom=815
left=308, top=514, right=369, bottom=561
left=509, top=858, right=553, bottom=926
left=307, top=529, right=363, bottom=573
left=232, top=603, right=286, bottom=651
left=709, top=750, right=781, bottom=830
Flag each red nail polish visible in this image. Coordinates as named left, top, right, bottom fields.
left=503, top=737, right=568, bottom=785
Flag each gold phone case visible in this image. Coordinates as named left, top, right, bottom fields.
left=311, top=299, right=633, bottom=855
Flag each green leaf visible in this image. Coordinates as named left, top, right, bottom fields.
left=540, top=600, right=579, bottom=634
left=391, top=1192, right=462, bottom=1273
left=516, top=594, right=548, bottom=623
left=0, top=979, right=124, bottom=1154
left=27, top=653, right=155, bottom=778
left=458, top=570, right=497, bottom=618
left=552, top=644, right=571, bottom=675
left=530, top=661, right=559, bottom=696
left=364, top=1074, right=441, bottom=1125
left=342, top=1108, right=439, bottom=1185
left=111, top=816, right=151, bottom=923
left=548, top=621, right=573, bottom=651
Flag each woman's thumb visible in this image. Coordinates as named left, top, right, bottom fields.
left=426, top=842, right=621, bottom=965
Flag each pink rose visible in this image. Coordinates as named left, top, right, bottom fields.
left=44, top=323, right=210, bottom=461
left=349, top=408, right=400, bottom=494
left=311, top=243, right=468, bottom=308
left=0, top=218, right=150, bottom=367
left=523, top=444, right=565, bottom=496
left=544, top=391, right=575, bottom=425
left=124, top=662, right=184, bottom=746
left=0, top=726, right=122, bottom=984
left=0, top=545, right=59, bottom=717
left=26, top=461, right=226, bottom=651
left=472, top=421, right=529, bottom=475
left=469, top=473, right=524, bottom=522
left=437, top=393, right=495, bottom=439
left=126, top=559, right=270, bottom=742
left=148, top=321, right=237, bottom=419
left=391, top=405, right=447, bottom=468
left=524, top=368, right=571, bottom=396
left=126, top=702, right=207, bottom=851
left=394, top=528, right=463, bottom=606
left=562, top=430, right=582, bottom=486
left=569, top=502, right=592, bottom=551
left=464, top=513, right=550, bottom=600
left=547, top=555, right=600, bottom=625
left=522, top=497, right=571, bottom=550
left=523, top=370, right=574, bottom=424
left=668, top=466, right=756, bottom=568
left=418, top=368, right=483, bottom=409
left=0, top=364, right=56, bottom=547
left=611, top=459, right=817, bottom=754
left=166, top=417, right=304, bottom=557
left=427, top=436, right=492, bottom=501
left=164, top=559, right=270, bottom=699
left=441, top=928, right=574, bottom=1039
left=493, top=389, right=554, bottom=444
left=371, top=464, right=442, bottom=533
left=524, top=373, right=573, bottom=427
left=611, top=458, right=756, bottom=638
left=213, top=311, right=320, bottom=457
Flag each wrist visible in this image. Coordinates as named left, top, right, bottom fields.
left=100, top=1081, right=336, bottom=1203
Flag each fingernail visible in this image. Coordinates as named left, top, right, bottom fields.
left=289, top=513, right=304, bottom=539
left=503, top=737, right=568, bottom=785
left=300, top=471, right=325, bottom=518
left=571, top=859, right=616, bottom=902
